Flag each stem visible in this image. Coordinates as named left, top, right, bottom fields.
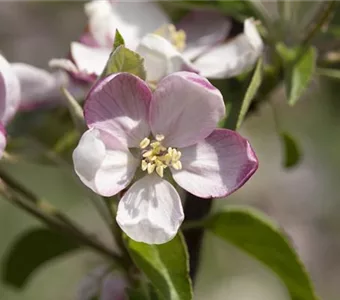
left=182, top=220, right=206, bottom=231
left=14, top=137, right=114, bottom=232
left=183, top=195, right=213, bottom=280
left=104, top=195, right=133, bottom=266
left=0, top=168, right=127, bottom=269
left=302, top=1, right=336, bottom=46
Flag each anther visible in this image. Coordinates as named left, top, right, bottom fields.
left=140, top=138, right=150, bottom=149
left=155, top=134, right=165, bottom=141
left=156, top=165, right=164, bottom=177
left=147, top=163, right=156, bottom=174
left=172, top=161, right=182, bottom=170
left=143, top=150, right=153, bottom=158
left=141, top=160, right=148, bottom=171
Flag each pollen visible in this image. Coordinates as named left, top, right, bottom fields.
left=154, top=24, right=186, bottom=52
left=139, top=135, right=183, bottom=177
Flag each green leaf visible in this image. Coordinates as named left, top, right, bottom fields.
left=61, top=87, right=86, bottom=133
left=124, top=233, right=193, bottom=300
left=285, top=47, right=316, bottom=106
left=127, top=283, right=160, bottom=300
left=102, top=45, right=146, bottom=80
left=113, top=29, right=125, bottom=49
left=280, top=131, right=302, bottom=168
left=317, top=67, right=340, bottom=80
left=236, top=58, right=263, bottom=129
left=207, top=206, right=318, bottom=300
left=2, top=227, right=80, bottom=288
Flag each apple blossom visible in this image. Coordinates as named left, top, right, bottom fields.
left=184, top=17, right=264, bottom=78
left=73, top=71, right=258, bottom=244
left=0, top=53, right=80, bottom=157
left=50, top=1, right=263, bottom=84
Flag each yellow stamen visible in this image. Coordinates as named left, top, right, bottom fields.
left=140, top=135, right=183, bottom=177
left=147, top=163, right=156, bottom=174
left=174, top=151, right=182, bottom=161
left=156, top=134, right=165, bottom=141
left=141, top=159, right=148, bottom=171
left=151, top=141, right=161, bottom=148
left=139, top=137, right=150, bottom=149
left=168, top=147, right=173, bottom=156
left=154, top=24, right=186, bottom=52
left=143, top=150, right=154, bottom=158
left=172, top=161, right=182, bottom=170
left=156, top=165, right=164, bottom=178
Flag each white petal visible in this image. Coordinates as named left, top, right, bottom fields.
left=85, top=0, right=170, bottom=49
left=178, top=11, right=231, bottom=60
left=136, top=34, right=194, bottom=82
left=116, top=175, right=184, bottom=244
left=193, top=19, right=263, bottom=79
left=0, top=54, right=20, bottom=124
left=85, top=0, right=117, bottom=47
left=49, top=58, right=79, bottom=74
left=0, top=124, right=6, bottom=159
left=73, top=128, right=138, bottom=197
left=11, top=63, right=68, bottom=110
left=244, top=18, right=263, bottom=51
left=71, top=42, right=111, bottom=77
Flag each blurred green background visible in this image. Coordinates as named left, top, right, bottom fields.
left=1, top=1, right=340, bottom=300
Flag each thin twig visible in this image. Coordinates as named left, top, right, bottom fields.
left=19, top=137, right=114, bottom=231
left=0, top=180, right=125, bottom=266
left=302, top=1, right=336, bottom=46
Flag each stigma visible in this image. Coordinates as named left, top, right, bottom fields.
left=139, top=135, right=182, bottom=178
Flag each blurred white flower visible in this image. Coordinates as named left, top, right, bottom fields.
left=51, top=1, right=263, bottom=83
left=77, top=266, right=127, bottom=300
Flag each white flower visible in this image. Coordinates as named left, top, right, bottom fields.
left=53, top=1, right=263, bottom=83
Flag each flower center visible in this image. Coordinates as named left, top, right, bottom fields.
left=154, top=24, right=186, bottom=52
left=139, top=134, right=182, bottom=178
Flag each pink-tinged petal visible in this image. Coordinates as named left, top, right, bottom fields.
left=11, top=63, right=68, bottom=110
left=0, top=123, right=6, bottom=159
left=49, top=58, right=97, bottom=84
left=76, top=266, right=127, bottom=300
left=178, top=11, right=231, bottom=60
left=150, top=72, right=225, bottom=148
left=101, top=272, right=127, bottom=300
left=0, top=55, right=20, bottom=124
left=117, top=174, right=184, bottom=244
left=172, top=129, right=258, bottom=198
left=193, top=19, right=263, bottom=79
left=136, top=34, right=196, bottom=82
left=84, top=73, right=152, bottom=147
left=71, top=42, right=111, bottom=78
left=79, top=31, right=101, bottom=48
left=73, top=128, right=138, bottom=197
